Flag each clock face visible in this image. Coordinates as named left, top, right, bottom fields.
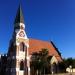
left=19, top=31, right=25, bottom=37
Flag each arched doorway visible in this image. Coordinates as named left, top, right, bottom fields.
left=20, top=61, right=24, bottom=70
left=52, top=63, right=57, bottom=73
left=51, top=62, right=57, bottom=74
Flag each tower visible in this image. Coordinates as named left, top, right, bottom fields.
left=7, top=5, right=30, bottom=75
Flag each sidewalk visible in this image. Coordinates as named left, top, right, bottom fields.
left=46, top=73, right=75, bottom=75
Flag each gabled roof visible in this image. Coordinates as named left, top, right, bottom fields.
left=14, top=4, right=24, bottom=24
left=29, top=38, right=62, bottom=62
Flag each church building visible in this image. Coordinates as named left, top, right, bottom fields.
left=0, top=4, right=62, bottom=75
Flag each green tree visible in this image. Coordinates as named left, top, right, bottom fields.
left=63, top=58, right=75, bottom=68
left=63, top=58, right=73, bottom=68
left=58, top=58, right=75, bottom=73
left=30, top=48, right=51, bottom=75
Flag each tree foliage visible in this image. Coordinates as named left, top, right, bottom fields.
left=30, top=48, right=51, bottom=75
left=57, top=58, right=75, bottom=73
left=63, top=58, right=75, bottom=68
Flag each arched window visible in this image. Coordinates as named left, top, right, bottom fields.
left=20, top=42, right=27, bottom=51
left=20, top=61, right=24, bottom=70
left=20, top=42, right=25, bottom=51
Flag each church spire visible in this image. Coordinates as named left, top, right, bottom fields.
left=14, top=4, right=25, bottom=30
left=14, top=4, right=24, bottom=24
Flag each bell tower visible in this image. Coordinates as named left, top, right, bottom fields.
left=7, top=5, right=30, bottom=75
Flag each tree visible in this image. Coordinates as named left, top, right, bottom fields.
left=30, top=52, right=39, bottom=75
left=63, top=58, right=73, bottom=68
left=58, top=61, right=66, bottom=73
left=30, top=48, right=51, bottom=75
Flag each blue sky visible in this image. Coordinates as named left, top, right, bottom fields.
left=0, top=0, right=75, bottom=58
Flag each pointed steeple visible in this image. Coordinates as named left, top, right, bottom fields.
left=14, top=4, right=24, bottom=24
